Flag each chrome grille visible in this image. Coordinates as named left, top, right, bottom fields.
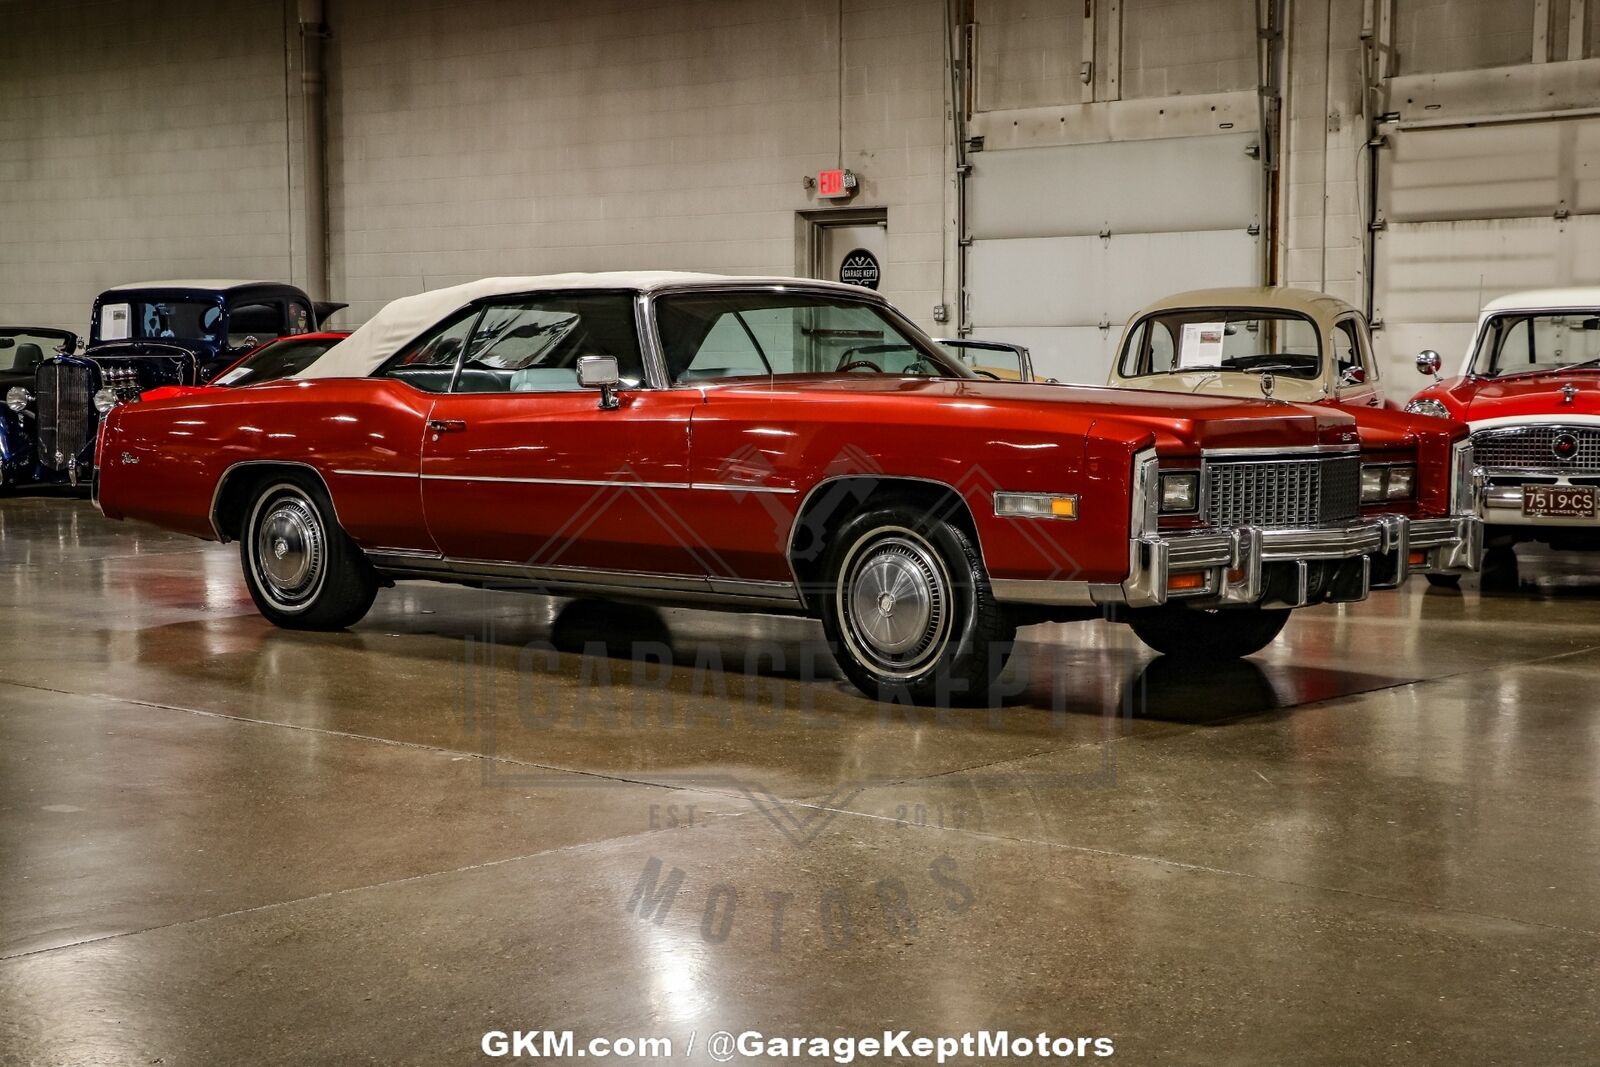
left=1472, top=425, right=1600, bottom=471
left=34, top=362, right=93, bottom=471
left=1205, top=454, right=1360, bottom=529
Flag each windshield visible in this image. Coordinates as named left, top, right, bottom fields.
left=936, top=340, right=1026, bottom=380
left=1470, top=312, right=1600, bottom=377
left=96, top=299, right=222, bottom=345
left=1119, top=309, right=1322, bottom=380
left=0, top=332, right=70, bottom=373
left=212, top=336, right=343, bottom=388
left=655, top=291, right=968, bottom=384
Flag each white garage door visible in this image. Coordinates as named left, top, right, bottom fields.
left=1373, top=117, right=1600, bottom=382
left=965, top=132, right=1263, bottom=383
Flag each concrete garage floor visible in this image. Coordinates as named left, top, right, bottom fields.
left=1, top=496, right=1598, bottom=1065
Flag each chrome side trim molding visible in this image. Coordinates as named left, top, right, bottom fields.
left=364, top=552, right=804, bottom=610
left=331, top=468, right=415, bottom=479
left=333, top=468, right=799, bottom=494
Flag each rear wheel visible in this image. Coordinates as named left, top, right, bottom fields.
left=820, top=505, right=1015, bottom=705
left=240, top=475, right=379, bottom=630
left=1127, top=605, right=1291, bottom=660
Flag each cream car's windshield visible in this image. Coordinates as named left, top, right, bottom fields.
left=1119, top=309, right=1322, bottom=380
left=1471, top=312, right=1600, bottom=377
left=656, top=291, right=971, bottom=384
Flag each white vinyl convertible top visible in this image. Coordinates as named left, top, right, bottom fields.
left=299, top=272, right=871, bottom=380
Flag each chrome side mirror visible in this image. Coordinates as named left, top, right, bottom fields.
left=1416, top=350, right=1442, bottom=379
left=576, top=354, right=622, bottom=410
left=1339, top=365, right=1366, bottom=387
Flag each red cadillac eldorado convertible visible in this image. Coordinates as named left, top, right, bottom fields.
left=95, top=273, right=1469, bottom=703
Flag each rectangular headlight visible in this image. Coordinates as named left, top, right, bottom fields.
left=1360, top=466, right=1387, bottom=504
left=1159, top=472, right=1199, bottom=513
left=994, top=491, right=1078, bottom=520
left=1385, top=465, right=1416, bottom=500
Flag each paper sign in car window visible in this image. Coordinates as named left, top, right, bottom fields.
left=101, top=303, right=131, bottom=341
left=212, top=367, right=251, bottom=386
left=1178, top=322, right=1226, bottom=369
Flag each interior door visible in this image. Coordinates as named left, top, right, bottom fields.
left=813, top=214, right=887, bottom=292
left=416, top=292, right=703, bottom=576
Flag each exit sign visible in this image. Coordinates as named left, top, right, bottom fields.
left=817, top=168, right=856, bottom=199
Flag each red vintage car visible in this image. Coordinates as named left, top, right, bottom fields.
left=95, top=273, right=1466, bottom=703
left=1106, top=288, right=1482, bottom=586
left=140, top=331, right=351, bottom=401
left=1406, top=288, right=1600, bottom=586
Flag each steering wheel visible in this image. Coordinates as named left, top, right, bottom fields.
left=837, top=359, right=883, bottom=373
left=973, top=369, right=1003, bottom=380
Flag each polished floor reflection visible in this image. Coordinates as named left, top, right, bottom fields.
left=2, top=496, right=1598, bottom=1064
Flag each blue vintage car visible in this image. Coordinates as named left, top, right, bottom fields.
left=0, top=327, right=79, bottom=490
left=5, top=281, right=342, bottom=487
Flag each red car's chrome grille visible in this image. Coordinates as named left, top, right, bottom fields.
left=1205, top=455, right=1360, bottom=529
left=1472, top=424, right=1600, bottom=471
left=34, top=362, right=93, bottom=471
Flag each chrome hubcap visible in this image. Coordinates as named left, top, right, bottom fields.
left=254, top=494, right=325, bottom=605
left=840, top=531, right=949, bottom=677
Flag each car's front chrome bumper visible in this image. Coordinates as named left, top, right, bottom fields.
left=994, top=512, right=1484, bottom=611
left=990, top=444, right=1484, bottom=611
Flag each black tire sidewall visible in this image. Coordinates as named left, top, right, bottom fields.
left=820, top=504, right=1005, bottom=703
left=239, top=472, right=376, bottom=630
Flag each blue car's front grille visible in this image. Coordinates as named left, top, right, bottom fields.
left=34, top=362, right=93, bottom=471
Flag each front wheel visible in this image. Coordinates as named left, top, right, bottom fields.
left=1126, top=605, right=1291, bottom=660
left=240, top=476, right=379, bottom=630
left=820, top=506, right=1015, bottom=705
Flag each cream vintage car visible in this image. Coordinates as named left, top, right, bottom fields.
left=1104, top=287, right=1481, bottom=586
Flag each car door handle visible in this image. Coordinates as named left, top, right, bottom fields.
left=428, top=419, right=467, bottom=434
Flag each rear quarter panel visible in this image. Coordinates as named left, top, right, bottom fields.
left=98, top=379, right=433, bottom=550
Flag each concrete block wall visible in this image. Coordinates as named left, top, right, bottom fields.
left=0, top=0, right=301, bottom=332
left=1282, top=0, right=1369, bottom=309
left=327, top=0, right=954, bottom=328
left=1119, top=0, right=1256, bottom=99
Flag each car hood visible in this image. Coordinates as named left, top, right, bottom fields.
left=703, top=375, right=1361, bottom=454
left=1441, top=370, right=1600, bottom=423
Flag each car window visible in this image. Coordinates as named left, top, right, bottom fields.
left=1333, top=320, right=1364, bottom=383
left=377, top=307, right=482, bottom=393
left=1475, top=313, right=1600, bottom=376
left=656, top=292, right=963, bottom=384
left=287, top=301, right=311, bottom=336
left=213, top=336, right=343, bottom=388
left=0, top=333, right=68, bottom=372
left=1119, top=310, right=1320, bottom=379
left=97, top=300, right=222, bottom=344
left=452, top=293, right=644, bottom=395
left=228, top=302, right=285, bottom=347
left=936, top=341, right=1025, bottom=379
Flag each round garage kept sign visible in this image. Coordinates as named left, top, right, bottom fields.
left=839, top=248, right=881, bottom=290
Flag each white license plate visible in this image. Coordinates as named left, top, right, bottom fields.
left=1523, top=485, right=1597, bottom=518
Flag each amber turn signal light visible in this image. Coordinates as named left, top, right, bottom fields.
left=1166, top=571, right=1207, bottom=592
